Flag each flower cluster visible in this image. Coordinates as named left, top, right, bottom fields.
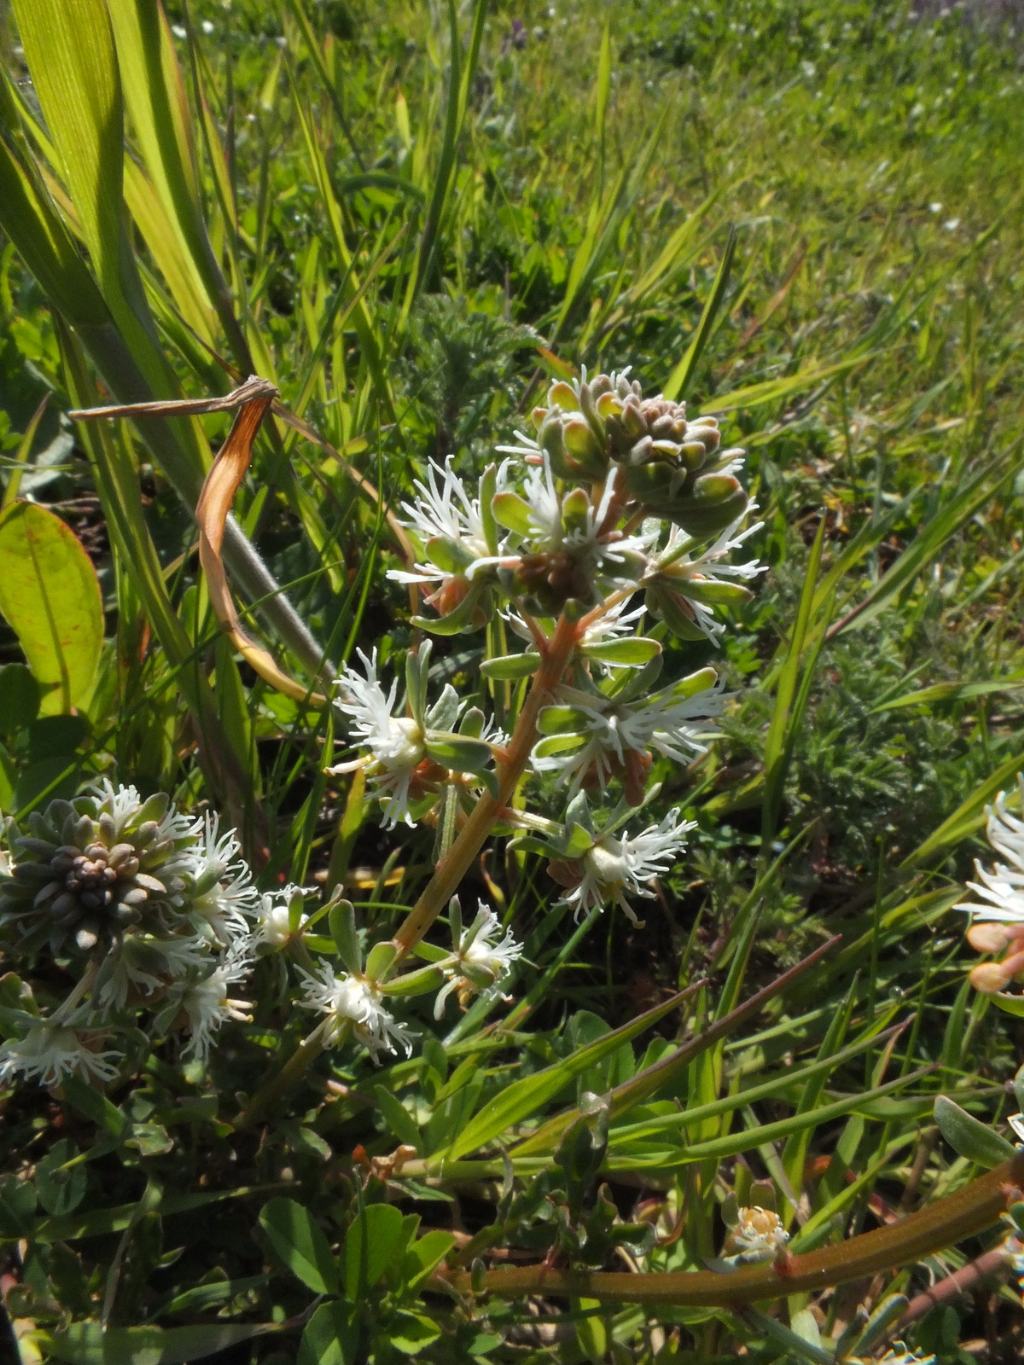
left=953, top=778, right=1024, bottom=993
left=0, top=782, right=295, bottom=1086
left=327, top=366, right=763, bottom=926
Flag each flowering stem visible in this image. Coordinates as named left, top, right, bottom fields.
left=234, top=1018, right=332, bottom=1130
left=390, top=612, right=581, bottom=958
left=445, top=1154, right=1024, bottom=1307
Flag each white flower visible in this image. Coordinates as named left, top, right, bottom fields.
left=520, top=455, right=654, bottom=574
left=648, top=512, right=764, bottom=644
left=387, top=456, right=498, bottom=588
left=435, top=902, right=524, bottom=1017
left=534, top=677, right=726, bottom=792
left=95, top=932, right=210, bottom=1011
left=579, top=598, right=650, bottom=659
left=255, top=886, right=310, bottom=947
left=954, top=780, right=1024, bottom=924
left=559, top=810, right=695, bottom=924
left=298, top=962, right=413, bottom=1061
left=723, top=1206, right=789, bottom=1265
left=185, top=813, right=259, bottom=944
left=330, top=649, right=426, bottom=828
left=178, top=943, right=254, bottom=1063
left=0, top=1014, right=121, bottom=1088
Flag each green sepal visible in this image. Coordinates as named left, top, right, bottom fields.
left=480, top=652, right=542, bottom=680
left=425, top=683, right=460, bottom=733
left=458, top=706, right=487, bottom=738
left=405, top=641, right=431, bottom=722
left=580, top=636, right=661, bottom=667
left=424, top=733, right=493, bottom=775
left=674, top=578, right=752, bottom=607
left=533, top=733, right=586, bottom=758
left=411, top=585, right=486, bottom=636
left=490, top=491, right=534, bottom=537
left=562, top=823, right=595, bottom=859
left=645, top=584, right=706, bottom=640
left=365, top=940, right=399, bottom=982
left=379, top=963, right=446, bottom=998
left=560, top=486, right=592, bottom=538
left=537, top=705, right=593, bottom=735
left=479, top=463, right=500, bottom=554
left=423, top=535, right=474, bottom=574
left=661, top=666, right=719, bottom=701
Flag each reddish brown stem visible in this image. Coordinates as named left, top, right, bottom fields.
left=448, top=1156, right=1024, bottom=1308
left=390, top=613, right=580, bottom=956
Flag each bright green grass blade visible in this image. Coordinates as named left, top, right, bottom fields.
left=663, top=226, right=737, bottom=401
left=433, top=985, right=697, bottom=1163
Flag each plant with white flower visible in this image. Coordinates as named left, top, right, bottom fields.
left=328, top=641, right=496, bottom=829
left=518, top=793, right=696, bottom=926
left=953, top=777, right=1024, bottom=993
left=0, top=782, right=284, bottom=1086
left=433, top=898, right=524, bottom=1018
left=240, top=362, right=760, bottom=1111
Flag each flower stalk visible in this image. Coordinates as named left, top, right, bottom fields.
left=389, top=610, right=581, bottom=957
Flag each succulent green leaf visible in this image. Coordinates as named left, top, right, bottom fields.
left=424, top=733, right=493, bottom=774
left=580, top=637, right=662, bottom=666
left=933, top=1095, right=1016, bottom=1168
left=480, top=652, right=542, bottom=680
left=490, top=491, right=535, bottom=537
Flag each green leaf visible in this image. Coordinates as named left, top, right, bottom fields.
left=36, top=1139, right=87, bottom=1217
left=343, top=1203, right=405, bottom=1299
left=401, top=1229, right=455, bottom=1292
left=579, top=637, right=662, bottom=666
left=390, top=1311, right=442, bottom=1353
left=423, top=732, right=493, bottom=774
left=480, top=652, right=542, bottom=680
left=259, top=1197, right=340, bottom=1295
left=437, top=988, right=693, bottom=1162
left=490, top=491, right=535, bottom=536
left=44, top=1322, right=276, bottom=1364
left=934, top=1096, right=1017, bottom=1168
left=298, top=1301, right=360, bottom=1365
left=0, top=503, right=103, bottom=715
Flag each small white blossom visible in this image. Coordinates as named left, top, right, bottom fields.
left=559, top=810, right=695, bottom=924
left=387, top=456, right=498, bottom=588
left=435, top=902, right=524, bottom=1017
left=330, top=649, right=426, bottom=828
left=178, top=943, right=254, bottom=1063
left=534, top=678, right=726, bottom=792
left=95, top=932, right=210, bottom=1011
left=298, top=962, right=413, bottom=1061
left=723, top=1206, right=789, bottom=1265
left=954, top=780, right=1024, bottom=924
left=255, top=886, right=310, bottom=947
left=519, top=455, right=653, bottom=574
left=186, top=813, right=259, bottom=944
left=648, top=512, right=764, bottom=643
left=0, top=1014, right=121, bottom=1088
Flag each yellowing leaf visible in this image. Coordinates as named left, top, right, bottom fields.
left=0, top=503, right=103, bottom=715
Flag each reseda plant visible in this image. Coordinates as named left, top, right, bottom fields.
left=303, top=365, right=764, bottom=1057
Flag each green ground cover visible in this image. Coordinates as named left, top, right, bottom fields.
left=0, top=0, right=1023, bottom=1360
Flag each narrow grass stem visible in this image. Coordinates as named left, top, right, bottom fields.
left=446, top=1154, right=1024, bottom=1308
left=390, top=612, right=581, bottom=957
left=234, top=1018, right=332, bottom=1131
